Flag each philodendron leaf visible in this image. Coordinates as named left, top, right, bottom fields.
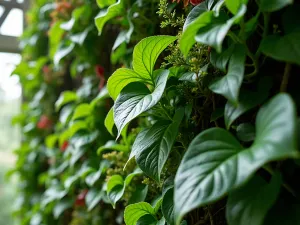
left=130, top=109, right=184, bottom=181
left=95, top=0, right=124, bottom=35
left=124, top=202, right=155, bottom=225
left=260, top=33, right=300, bottom=66
left=107, top=169, right=142, bottom=208
left=174, top=93, right=298, bottom=225
left=259, top=0, right=293, bottom=12
left=236, top=123, right=255, bottom=142
left=128, top=184, right=148, bottom=204
left=162, top=187, right=175, bottom=225
left=136, top=215, right=157, bottom=225
left=210, top=44, right=234, bottom=72
left=209, top=45, right=246, bottom=105
left=226, top=174, right=282, bottom=225
left=107, top=68, right=146, bottom=100
left=114, top=70, right=169, bottom=137
left=225, top=0, right=248, bottom=14
left=183, top=1, right=209, bottom=31
left=133, top=36, right=177, bottom=81
left=195, top=5, right=246, bottom=53
left=55, top=91, right=77, bottom=111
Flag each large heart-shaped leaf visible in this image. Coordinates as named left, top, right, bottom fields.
left=95, top=0, right=124, bottom=35
left=226, top=174, right=281, bottom=225
left=130, top=109, right=184, bottom=181
left=124, top=202, right=155, bottom=225
left=209, top=45, right=246, bottom=105
left=174, top=93, right=298, bottom=225
left=260, top=33, right=300, bottom=66
left=114, top=70, right=169, bottom=137
left=107, top=68, right=146, bottom=100
left=133, top=36, right=177, bottom=81
left=195, top=5, right=246, bottom=53
left=107, top=169, right=143, bottom=208
left=259, top=0, right=293, bottom=12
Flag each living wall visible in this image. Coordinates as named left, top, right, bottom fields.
left=10, top=0, right=300, bottom=224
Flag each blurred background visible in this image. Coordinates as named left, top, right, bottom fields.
left=0, top=1, right=24, bottom=224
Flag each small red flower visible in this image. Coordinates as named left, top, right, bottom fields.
left=95, top=65, right=106, bottom=90
left=75, top=189, right=88, bottom=207
left=37, top=115, right=52, bottom=129
left=60, top=141, right=69, bottom=152
left=190, top=0, right=204, bottom=5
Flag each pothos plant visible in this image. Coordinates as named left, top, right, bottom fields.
left=11, top=0, right=300, bottom=224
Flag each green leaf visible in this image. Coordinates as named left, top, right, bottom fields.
left=136, top=215, right=157, bottom=225
left=210, top=44, right=234, bottom=72
left=131, top=109, right=184, bottom=181
left=107, top=169, right=142, bottom=208
left=85, top=188, right=104, bottom=211
left=260, top=33, right=300, bottom=66
left=259, top=0, right=293, bottom=12
left=236, top=123, right=255, bottom=142
left=49, top=22, right=65, bottom=59
left=128, top=184, right=148, bottom=204
left=180, top=11, right=213, bottom=57
left=174, top=93, right=298, bottom=225
left=224, top=77, right=272, bottom=129
left=55, top=91, right=77, bottom=111
left=105, top=108, right=115, bottom=136
left=226, top=174, right=281, bottom=225
left=97, top=0, right=116, bottom=8
left=107, top=68, right=144, bottom=100
left=209, top=45, right=246, bottom=105
left=54, top=43, right=75, bottom=66
left=225, top=0, right=248, bottom=14
left=53, top=199, right=73, bottom=219
left=90, top=87, right=110, bottom=109
left=114, top=70, right=169, bottom=138
left=85, top=160, right=110, bottom=186
left=133, top=36, right=177, bottom=81
left=95, top=0, right=124, bottom=35
left=97, top=140, right=128, bottom=155
left=124, top=202, right=155, bottom=225
left=195, top=5, right=247, bottom=53
left=183, top=1, right=209, bottom=31
left=70, top=26, right=93, bottom=46
left=162, top=188, right=175, bottom=225
left=72, top=103, right=91, bottom=120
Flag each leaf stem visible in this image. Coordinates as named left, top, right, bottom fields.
left=280, top=63, right=292, bottom=92
left=160, top=103, right=173, bottom=121
left=256, top=13, right=270, bottom=57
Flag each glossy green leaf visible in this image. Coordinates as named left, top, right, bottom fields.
left=259, top=0, right=293, bottom=12
left=195, top=5, right=246, bottom=53
left=128, top=184, right=148, bottom=204
left=85, top=188, right=104, bottom=211
left=97, top=0, right=116, bottom=8
left=49, top=22, right=65, bottom=59
left=90, top=87, right=110, bottom=109
left=136, top=215, right=157, bottom=225
left=131, top=109, right=184, bottom=181
left=53, top=199, right=73, bottom=219
left=183, top=1, right=209, bottom=31
left=54, top=43, right=75, bottom=66
left=55, top=91, right=77, bottom=111
left=105, top=108, right=115, bottom=136
left=133, top=36, right=176, bottom=81
left=224, top=78, right=272, bottom=129
left=72, top=103, right=91, bottom=120
left=225, top=0, right=248, bottom=14
left=70, top=26, right=92, bottom=46
left=174, top=93, right=298, bottom=225
left=226, top=174, right=281, bottom=225
left=97, top=140, right=128, bottom=155
left=124, top=202, right=155, bottom=225
left=162, top=188, right=175, bottom=225
left=107, top=68, right=144, bottom=100
left=236, top=123, right=255, bottom=142
left=107, top=169, right=142, bottom=208
left=260, top=33, right=300, bottom=66
left=114, top=70, right=169, bottom=137
left=85, top=160, right=110, bottom=186
left=95, top=0, right=124, bottom=35
left=209, top=45, right=246, bottom=105
left=210, top=44, right=234, bottom=72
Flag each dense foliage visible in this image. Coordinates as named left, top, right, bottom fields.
left=11, top=0, right=300, bottom=224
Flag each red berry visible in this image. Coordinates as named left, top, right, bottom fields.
left=75, top=189, right=88, bottom=207
left=95, top=65, right=105, bottom=78
left=37, top=115, right=52, bottom=129
left=190, top=0, right=203, bottom=6
left=60, top=141, right=69, bottom=152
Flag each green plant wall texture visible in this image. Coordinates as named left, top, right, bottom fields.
left=11, top=0, right=300, bottom=224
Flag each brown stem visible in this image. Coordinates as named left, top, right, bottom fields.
left=280, top=63, right=292, bottom=92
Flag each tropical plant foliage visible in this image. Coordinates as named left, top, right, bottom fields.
left=11, top=0, right=300, bottom=224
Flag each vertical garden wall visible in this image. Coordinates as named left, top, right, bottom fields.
left=11, top=0, right=300, bottom=224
